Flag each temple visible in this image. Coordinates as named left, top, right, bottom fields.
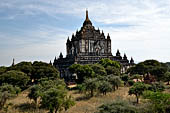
left=53, top=10, right=134, bottom=80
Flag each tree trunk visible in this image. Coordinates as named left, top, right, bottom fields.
left=91, top=89, right=93, bottom=97
left=136, top=96, right=139, bottom=104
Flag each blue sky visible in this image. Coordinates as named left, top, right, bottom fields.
left=0, top=0, right=170, bottom=66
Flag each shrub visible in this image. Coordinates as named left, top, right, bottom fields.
left=95, top=99, right=137, bottom=113
left=128, top=80, right=135, bottom=86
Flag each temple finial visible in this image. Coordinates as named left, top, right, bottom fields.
left=49, top=60, right=52, bottom=65
left=86, top=9, right=89, bottom=20
left=12, top=58, right=15, bottom=66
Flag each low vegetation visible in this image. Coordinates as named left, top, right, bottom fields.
left=0, top=59, right=170, bottom=113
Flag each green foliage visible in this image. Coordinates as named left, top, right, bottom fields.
left=99, top=58, right=121, bottom=69
left=130, top=74, right=142, bottom=81
left=105, top=66, right=120, bottom=76
left=28, top=78, right=74, bottom=113
left=9, top=62, right=33, bottom=77
left=69, top=64, right=94, bottom=83
left=128, top=80, right=135, bottom=86
left=68, top=64, right=81, bottom=74
left=84, top=78, right=99, bottom=97
left=32, top=61, right=59, bottom=82
left=129, top=82, right=148, bottom=103
left=69, top=60, right=121, bottom=83
left=98, top=80, right=112, bottom=95
left=77, top=84, right=86, bottom=93
left=127, top=63, right=148, bottom=75
left=127, top=60, right=167, bottom=81
left=0, top=66, right=7, bottom=75
left=164, top=71, right=170, bottom=84
left=82, top=75, right=122, bottom=97
left=89, top=64, right=106, bottom=76
left=0, top=84, right=21, bottom=110
left=148, top=82, right=165, bottom=92
left=165, top=62, right=170, bottom=71
left=41, top=87, right=75, bottom=113
left=122, top=74, right=129, bottom=86
left=150, top=66, right=167, bottom=81
left=96, top=99, right=137, bottom=113
left=0, top=70, right=30, bottom=89
left=107, top=75, right=121, bottom=91
left=28, top=85, right=42, bottom=106
left=143, top=91, right=170, bottom=113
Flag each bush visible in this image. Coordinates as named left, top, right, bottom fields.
left=121, top=74, right=129, bottom=85
left=0, top=84, right=21, bottom=110
left=0, top=70, right=30, bottom=89
left=84, top=78, right=99, bottom=97
left=107, top=75, right=121, bottom=91
left=27, top=78, right=75, bottom=113
left=143, top=91, right=170, bottom=113
left=95, top=99, right=137, bottom=113
left=148, top=82, right=165, bottom=92
left=128, top=80, right=135, bottom=86
left=98, top=80, right=112, bottom=95
left=77, top=84, right=86, bottom=93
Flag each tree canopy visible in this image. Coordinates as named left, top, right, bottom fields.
left=127, top=60, right=168, bottom=81
left=69, top=64, right=94, bottom=83
left=28, top=78, right=75, bottom=113
left=0, top=66, right=7, bottom=75
left=99, top=58, right=121, bottom=69
left=129, top=82, right=149, bottom=103
left=32, top=61, right=59, bottom=82
left=0, top=70, right=30, bottom=89
left=143, top=91, right=170, bottom=113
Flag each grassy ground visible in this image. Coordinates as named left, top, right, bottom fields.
left=3, top=87, right=136, bottom=113
left=63, top=87, right=134, bottom=113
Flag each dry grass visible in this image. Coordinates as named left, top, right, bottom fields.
left=2, top=87, right=136, bottom=113
left=62, top=87, right=135, bottom=113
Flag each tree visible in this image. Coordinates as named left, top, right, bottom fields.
left=105, top=66, right=120, bottom=76
left=0, top=84, right=21, bottom=110
left=128, top=82, right=148, bottom=103
left=130, top=74, right=142, bottom=82
left=69, top=64, right=94, bottom=83
left=9, top=61, right=33, bottom=77
left=69, top=64, right=81, bottom=74
left=147, top=82, right=165, bottom=92
left=108, top=75, right=121, bottom=91
left=89, top=64, right=106, bottom=76
left=127, top=63, right=148, bottom=75
left=84, top=78, right=99, bottom=97
left=143, top=91, right=170, bottom=113
left=127, top=60, right=167, bottom=82
left=41, top=87, right=75, bottom=113
left=0, top=70, right=30, bottom=89
left=32, top=61, right=59, bottom=82
left=99, top=58, right=121, bottom=69
left=164, top=71, right=170, bottom=85
left=77, top=84, right=86, bottom=93
left=28, top=85, right=42, bottom=107
left=98, top=80, right=112, bottom=95
left=28, top=78, right=75, bottom=113
left=121, top=74, right=129, bottom=86
left=0, top=66, right=7, bottom=75
left=150, top=66, right=167, bottom=81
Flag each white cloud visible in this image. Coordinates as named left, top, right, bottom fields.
left=0, top=0, right=170, bottom=65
